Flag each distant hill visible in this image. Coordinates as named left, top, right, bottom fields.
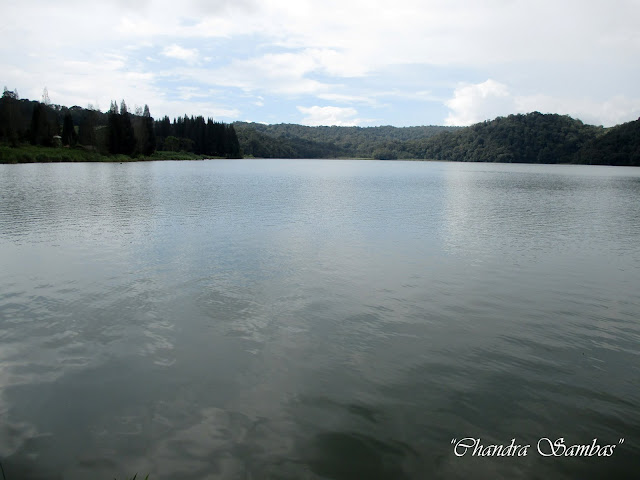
left=574, top=118, right=640, bottom=166
left=233, top=122, right=460, bottom=158
left=404, top=112, right=607, bottom=164
left=408, top=112, right=640, bottom=166
left=234, top=112, right=640, bottom=166
left=3, top=86, right=639, bottom=166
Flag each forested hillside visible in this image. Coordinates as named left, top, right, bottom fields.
left=406, top=112, right=606, bottom=163
left=234, top=122, right=459, bottom=158
left=234, top=113, right=640, bottom=166
left=574, top=118, right=640, bottom=166
left=405, top=113, right=639, bottom=165
left=2, top=86, right=639, bottom=165
left=0, top=87, right=240, bottom=161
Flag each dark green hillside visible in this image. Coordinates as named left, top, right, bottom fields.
left=234, top=125, right=299, bottom=158
left=0, top=87, right=240, bottom=161
left=409, top=112, right=604, bottom=163
left=3, top=85, right=639, bottom=165
left=575, top=119, right=640, bottom=166
left=234, top=122, right=460, bottom=158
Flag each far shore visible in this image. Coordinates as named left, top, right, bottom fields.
left=0, top=145, right=236, bottom=164
left=3, top=144, right=639, bottom=167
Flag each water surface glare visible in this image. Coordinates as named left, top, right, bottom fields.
left=0, top=159, right=639, bottom=479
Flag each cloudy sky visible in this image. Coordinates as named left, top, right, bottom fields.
left=2, top=0, right=639, bottom=127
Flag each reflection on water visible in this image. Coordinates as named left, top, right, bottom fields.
left=0, top=160, right=639, bottom=479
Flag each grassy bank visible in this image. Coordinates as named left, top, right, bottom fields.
left=0, top=145, right=219, bottom=164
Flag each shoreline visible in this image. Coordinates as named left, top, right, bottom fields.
left=2, top=145, right=639, bottom=167
left=0, top=145, right=234, bottom=164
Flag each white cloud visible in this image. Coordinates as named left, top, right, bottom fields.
left=203, top=52, right=336, bottom=95
left=514, top=94, right=640, bottom=127
left=445, top=79, right=640, bottom=127
left=156, top=99, right=240, bottom=120
left=316, top=93, right=378, bottom=106
left=297, top=106, right=361, bottom=126
left=7, top=1, right=640, bottom=71
left=444, top=80, right=515, bottom=126
left=2, top=0, right=640, bottom=125
left=162, top=44, right=200, bottom=64
left=192, top=48, right=369, bottom=99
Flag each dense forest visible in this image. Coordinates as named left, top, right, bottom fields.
left=0, top=87, right=240, bottom=161
left=417, top=113, right=639, bottom=166
left=233, top=122, right=459, bottom=159
left=234, top=113, right=640, bottom=166
left=404, top=113, right=607, bottom=163
left=1, top=86, right=639, bottom=165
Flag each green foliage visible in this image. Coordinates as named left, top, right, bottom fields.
left=0, top=144, right=112, bottom=163
left=407, top=112, right=605, bottom=163
left=233, top=122, right=460, bottom=158
left=574, top=119, right=640, bottom=166
left=139, top=104, right=156, bottom=155
left=232, top=114, right=640, bottom=166
left=61, top=112, right=77, bottom=146
left=77, top=107, right=101, bottom=148
left=2, top=86, right=19, bottom=100
left=154, top=115, right=241, bottom=158
left=1, top=92, right=110, bottom=152
left=0, top=87, right=24, bottom=146
left=30, top=102, right=58, bottom=146
left=108, top=100, right=137, bottom=155
left=2, top=87, right=639, bottom=166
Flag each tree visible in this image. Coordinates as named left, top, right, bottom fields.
left=30, top=102, right=55, bottom=146
left=61, top=112, right=77, bottom=146
left=138, top=104, right=156, bottom=155
left=107, top=101, right=121, bottom=153
left=119, top=100, right=136, bottom=154
left=42, top=87, right=51, bottom=106
left=163, top=135, right=180, bottom=151
left=2, top=86, right=18, bottom=100
left=1, top=87, right=22, bottom=145
left=107, top=99, right=137, bottom=154
left=78, top=104, right=100, bottom=147
left=226, top=124, right=241, bottom=158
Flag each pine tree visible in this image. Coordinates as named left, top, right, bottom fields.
left=1, top=87, right=22, bottom=145
left=42, top=87, right=51, bottom=106
left=108, top=99, right=137, bottom=155
left=107, top=100, right=121, bottom=154
left=119, top=100, right=136, bottom=154
left=226, top=124, right=241, bottom=158
left=78, top=107, right=98, bottom=147
left=139, top=104, right=156, bottom=155
left=61, top=112, right=77, bottom=146
left=30, top=102, right=54, bottom=146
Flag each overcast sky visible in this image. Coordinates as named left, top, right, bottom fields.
left=2, top=0, right=639, bottom=127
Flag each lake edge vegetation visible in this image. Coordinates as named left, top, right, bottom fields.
left=1, top=87, right=638, bottom=166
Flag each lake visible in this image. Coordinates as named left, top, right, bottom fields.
left=0, top=159, right=639, bottom=479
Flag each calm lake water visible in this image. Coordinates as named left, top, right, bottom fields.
left=0, top=159, right=639, bottom=479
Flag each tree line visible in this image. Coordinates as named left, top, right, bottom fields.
left=0, top=87, right=241, bottom=159
left=2, top=86, right=639, bottom=165
left=155, top=115, right=240, bottom=158
left=233, top=113, right=640, bottom=166
left=401, top=112, right=640, bottom=166
left=233, top=122, right=459, bottom=158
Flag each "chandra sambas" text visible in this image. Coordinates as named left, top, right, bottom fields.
left=451, top=437, right=624, bottom=457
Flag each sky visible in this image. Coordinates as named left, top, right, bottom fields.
left=2, top=0, right=639, bottom=127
